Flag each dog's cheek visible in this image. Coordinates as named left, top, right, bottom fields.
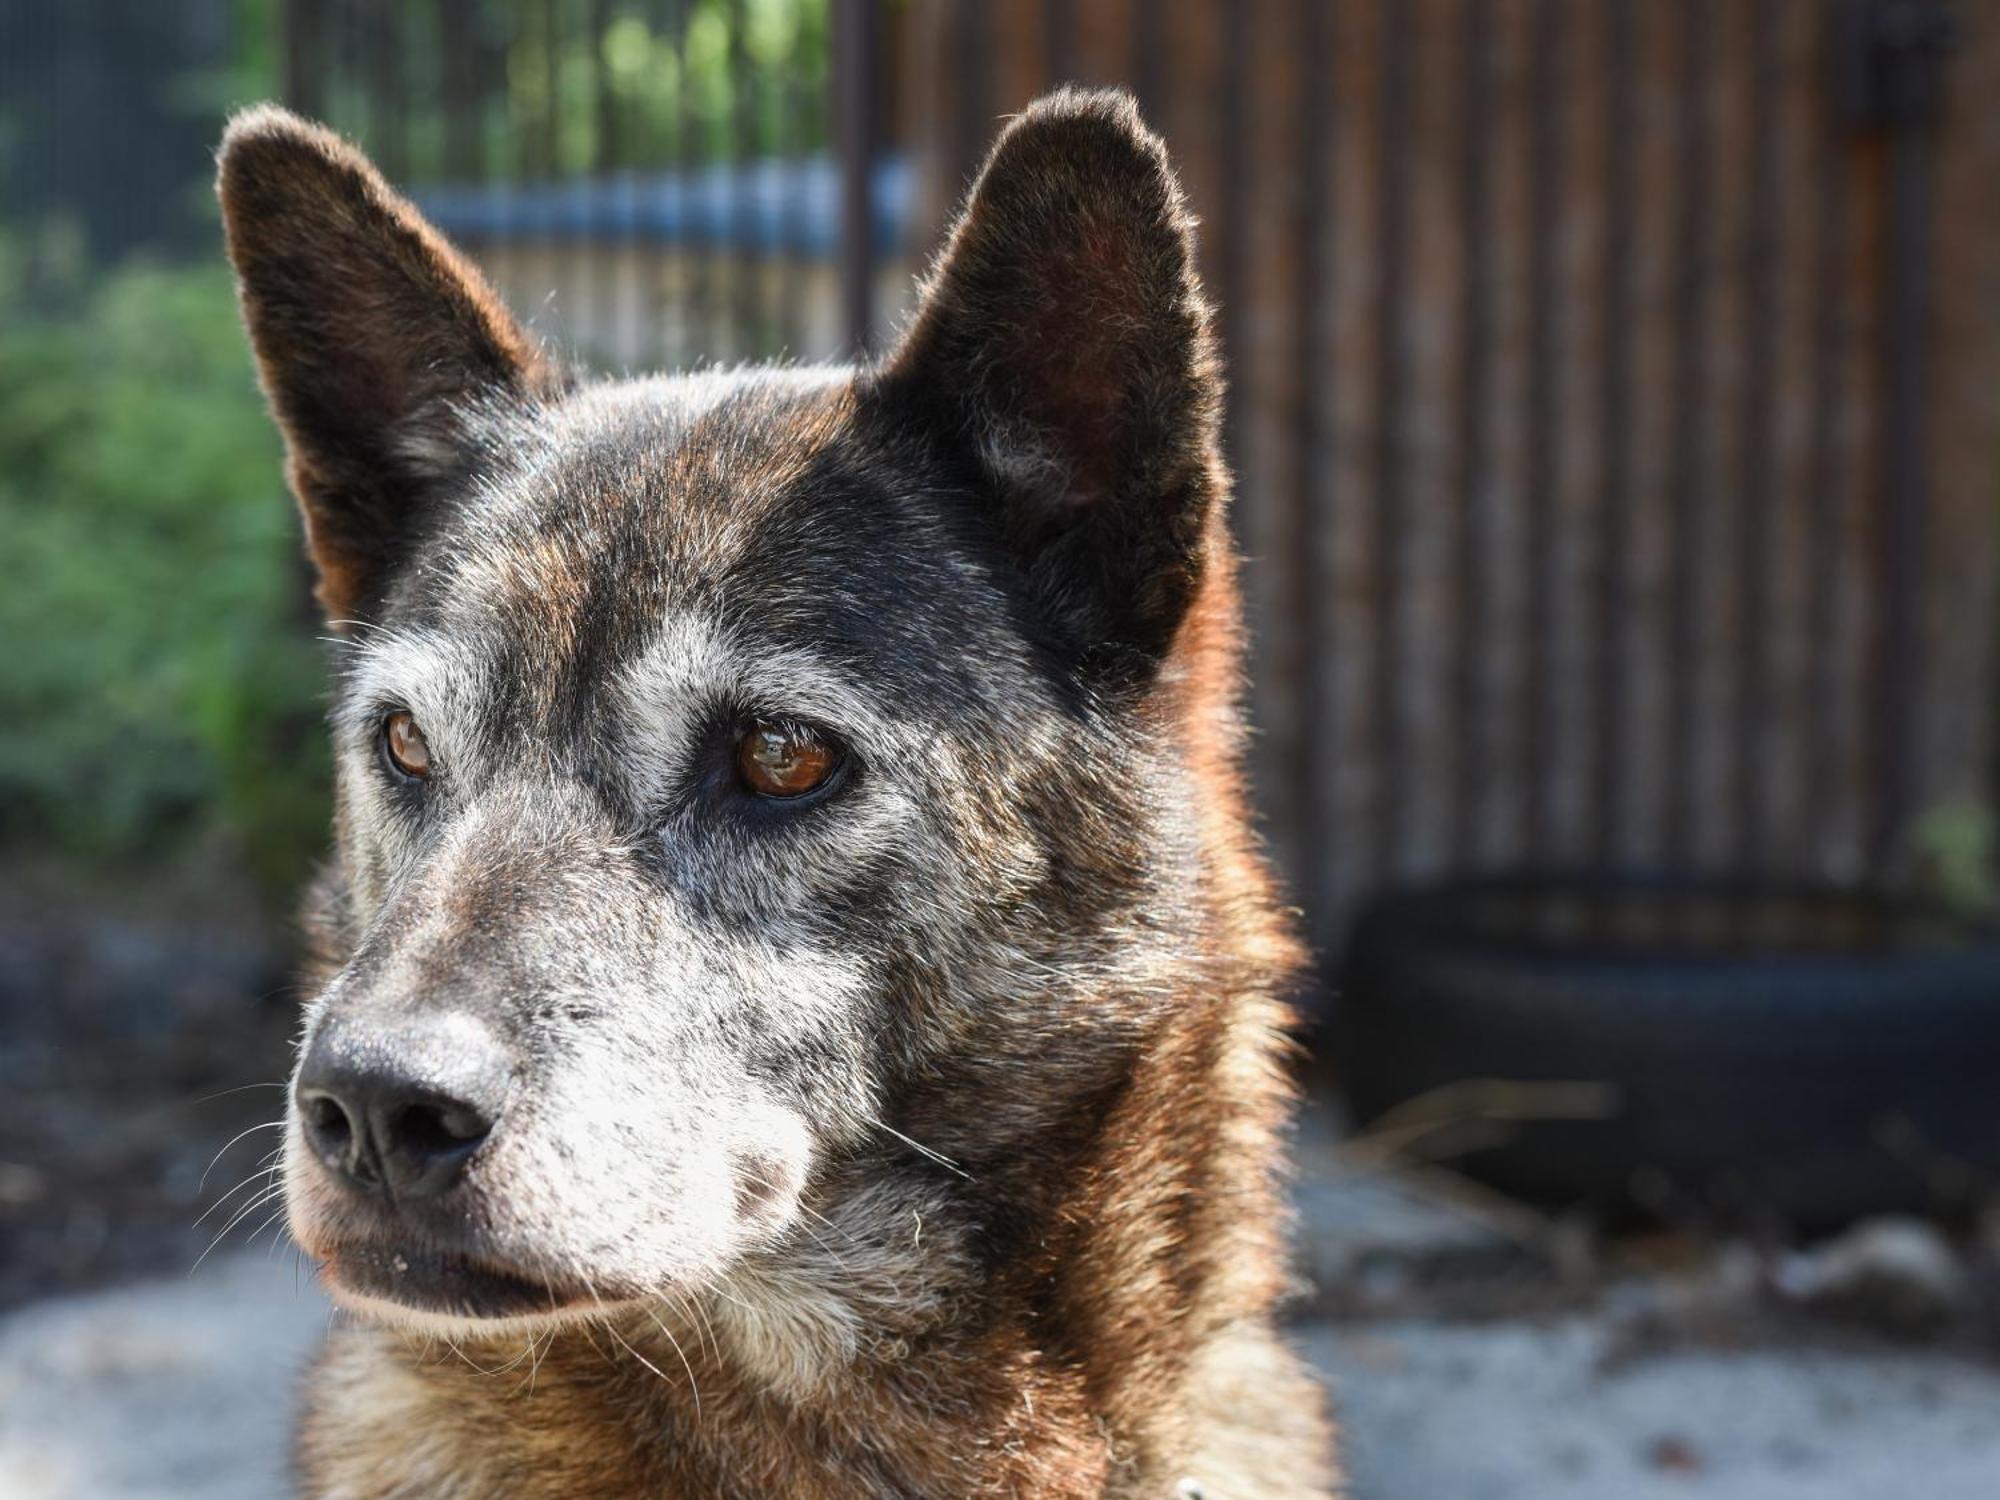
left=498, top=1044, right=798, bottom=1287
left=329, top=750, right=423, bottom=922
left=352, top=882, right=881, bottom=1286
left=669, top=924, right=886, bottom=1140
left=494, top=1060, right=724, bottom=1283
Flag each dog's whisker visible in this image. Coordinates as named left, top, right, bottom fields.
left=193, top=1158, right=282, bottom=1226
left=659, top=1286, right=721, bottom=1364
left=197, top=1118, right=286, bottom=1192
left=646, top=1307, right=705, bottom=1413
left=789, top=1218, right=858, bottom=1276
left=571, top=1300, right=618, bottom=1370
left=192, top=1180, right=286, bottom=1260
left=189, top=1181, right=288, bottom=1275
left=259, top=1196, right=300, bottom=1259
left=514, top=1325, right=554, bottom=1397
left=607, top=1320, right=680, bottom=1399
left=864, top=1117, right=973, bottom=1180
left=689, top=1271, right=757, bottom=1316
left=186, top=1080, right=289, bottom=1108
left=251, top=1205, right=291, bottom=1257
left=690, top=1292, right=725, bottom=1369
left=465, top=1336, right=537, bottom=1378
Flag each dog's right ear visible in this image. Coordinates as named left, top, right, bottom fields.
left=873, top=89, right=1220, bottom=678
left=217, top=106, right=555, bottom=623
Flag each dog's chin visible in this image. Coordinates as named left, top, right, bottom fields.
left=314, top=1241, right=642, bottom=1338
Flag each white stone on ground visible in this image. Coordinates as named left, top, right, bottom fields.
left=1309, top=1319, right=2000, bottom=1500
left=0, top=1251, right=327, bottom=1500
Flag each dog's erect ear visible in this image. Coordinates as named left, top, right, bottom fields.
left=217, top=106, right=555, bottom=623
left=877, top=88, right=1221, bottom=669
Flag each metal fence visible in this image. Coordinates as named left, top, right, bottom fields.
left=279, top=0, right=897, bottom=367
left=280, top=0, right=1993, bottom=946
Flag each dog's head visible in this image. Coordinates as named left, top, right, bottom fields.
left=219, top=89, right=1232, bottom=1334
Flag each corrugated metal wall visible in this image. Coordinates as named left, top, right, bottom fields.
left=904, top=0, right=1999, bottom=949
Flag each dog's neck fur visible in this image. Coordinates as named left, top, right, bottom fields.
left=297, top=561, right=1331, bottom=1498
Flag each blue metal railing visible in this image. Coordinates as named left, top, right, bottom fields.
left=415, top=153, right=912, bottom=260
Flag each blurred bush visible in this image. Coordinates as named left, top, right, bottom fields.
left=0, top=243, right=328, bottom=904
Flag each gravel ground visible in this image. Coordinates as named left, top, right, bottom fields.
left=4, top=1247, right=2000, bottom=1499
left=0, top=1251, right=322, bottom=1500
left=1311, top=1319, right=2000, bottom=1499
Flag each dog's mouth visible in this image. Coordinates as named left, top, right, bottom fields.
left=319, top=1239, right=589, bottom=1322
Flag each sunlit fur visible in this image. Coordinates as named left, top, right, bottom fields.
left=223, top=87, right=1336, bottom=1498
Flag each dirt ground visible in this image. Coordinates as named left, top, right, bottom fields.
left=0, top=913, right=294, bottom=1312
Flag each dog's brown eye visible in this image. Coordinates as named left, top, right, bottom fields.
left=383, top=711, right=431, bottom=779
left=736, top=722, right=837, bottom=799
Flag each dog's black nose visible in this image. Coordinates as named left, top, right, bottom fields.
left=296, top=1018, right=510, bottom=1200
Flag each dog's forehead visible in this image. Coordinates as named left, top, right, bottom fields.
left=438, top=369, right=861, bottom=615
left=368, top=367, right=1034, bottom=737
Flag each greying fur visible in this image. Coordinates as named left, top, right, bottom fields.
left=221, top=87, right=1336, bottom=1498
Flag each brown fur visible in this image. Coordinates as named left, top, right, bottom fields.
left=221, top=89, right=1336, bottom=1499
left=217, top=104, right=563, bottom=623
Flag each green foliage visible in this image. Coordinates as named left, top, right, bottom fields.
left=322, top=0, right=831, bottom=182
left=0, top=254, right=329, bottom=897
left=1912, top=800, right=2000, bottom=915
left=0, top=0, right=838, bottom=916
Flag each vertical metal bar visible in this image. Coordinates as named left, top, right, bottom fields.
left=1371, top=0, right=1412, bottom=879
left=1591, top=0, right=1636, bottom=866
left=833, top=0, right=879, bottom=357
left=1043, top=0, right=1077, bottom=86
left=675, top=0, right=710, bottom=365
left=366, top=0, right=406, bottom=179
left=1663, top=0, right=1712, bottom=867
left=1219, top=0, right=1250, bottom=476
left=1290, top=0, right=1335, bottom=933
left=487, top=0, right=525, bottom=319
left=540, top=0, right=563, bottom=179
left=580, top=0, right=614, bottom=364
left=778, top=35, right=808, bottom=356
left=1733, top=0, right=1782, bottom=870
left=1803, top=7, right=1852, bottom=867
left=728, top=0, right=760, bottom=355
left=1522, top=0, right=1564, bottom=858
left=284, top=0, right=326, bottom=118
left=953, top=1, right=993, bottom=194
left=340, top=0, right=370, bottom=141
left=1452, top=0, right=1495, bottom=865
left=539, top=0, right=564, bottom=353
left=441, top=0, right=482, bottom=180
left=1869, top=61, right=1941, bottom=871
left=640, top=0, right=683, bottom=370
left=592, top=0, right=618, bottom=170
left=409, top=4, right=437, bottom=181
left=1131, top=0, right=1165, bottom=124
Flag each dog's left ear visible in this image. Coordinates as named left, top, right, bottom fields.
left=217, top=105, right=557, bottom=623
left=876, top=88, right=1221, bottom=670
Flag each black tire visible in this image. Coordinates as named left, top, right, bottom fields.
left=1332, top=873, right=2000, bottom=1227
